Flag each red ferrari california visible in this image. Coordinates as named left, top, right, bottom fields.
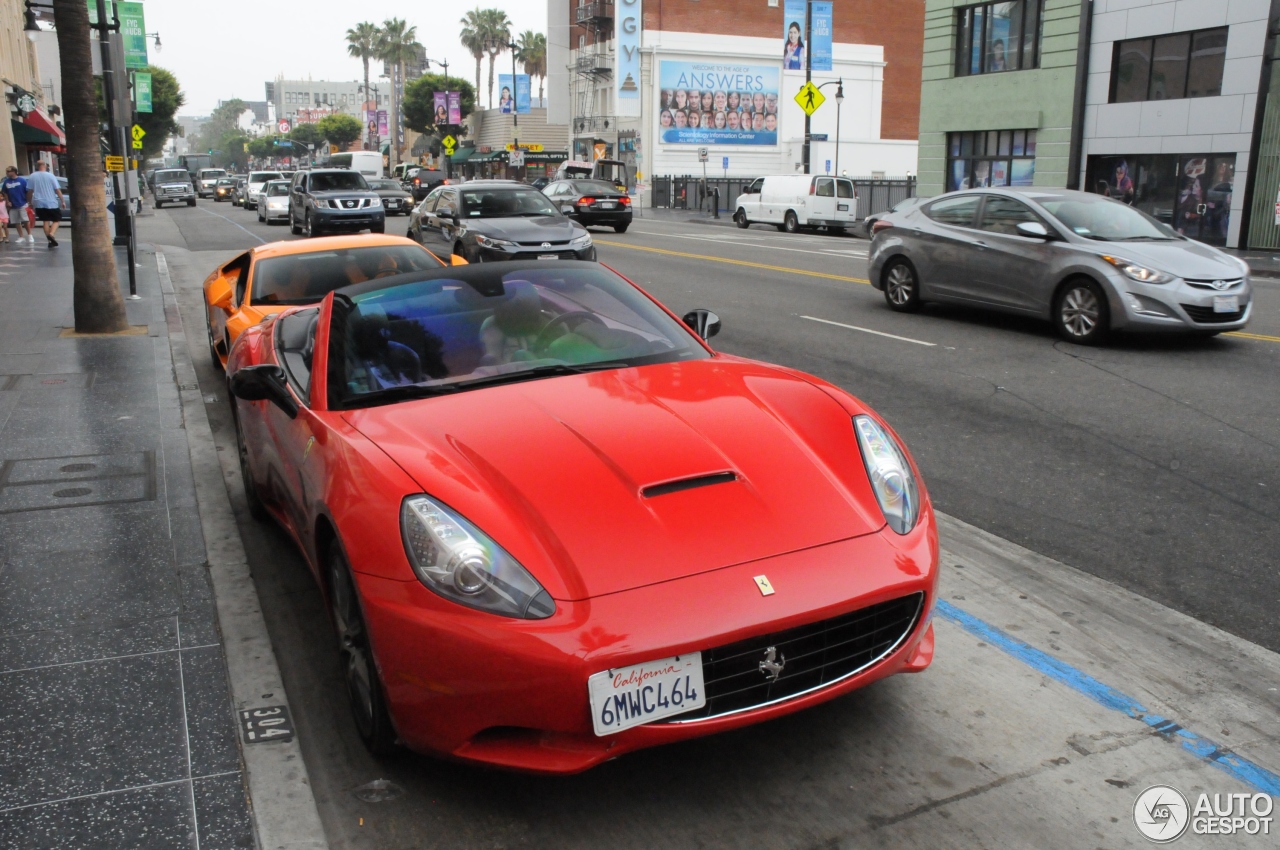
left=227, top=260, right=938, bottom=773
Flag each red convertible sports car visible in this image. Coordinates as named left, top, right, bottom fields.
left=227, top=260, right=938, bottom=773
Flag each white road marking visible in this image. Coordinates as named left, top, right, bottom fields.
left=195, top=206, right=266, bottom=244
left=800, top=315, right=937, bottom=346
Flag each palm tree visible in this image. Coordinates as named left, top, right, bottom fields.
left=481, top=9, right=513, bottom=110
left=377, top=18, right=421, bottom=168
left=346, top=21, right=380, bottom=140
left=52, top=0, right=128, bottom=333
left=516, top=31, right=547, bottom=104
left=459, top=9, right=487, bottom=108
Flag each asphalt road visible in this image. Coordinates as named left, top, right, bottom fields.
left=141, top=200, right=1280, bottom=848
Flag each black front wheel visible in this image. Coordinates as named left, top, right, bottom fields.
left=231, top=404, right=269, bottom=522
left=734, top=209, right=750, bottom=229
left=328, top=547, right=397, bottom=755
left=783, top=211, right=799, bottom=234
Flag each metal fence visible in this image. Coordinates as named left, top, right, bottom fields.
left=650, top=175, right=917, bottom=219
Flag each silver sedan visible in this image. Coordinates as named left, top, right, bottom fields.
left=868, top=188, right=1252, bottom=344
left=255, top=180, right=292, bottom=224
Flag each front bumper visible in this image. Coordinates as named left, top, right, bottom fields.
left=574, top=209, right=633, bottom=227
left=313, top=209, right=386, bottom=231
left=475, top=242, right=596, bottom=262
left=381, top=199, right=411, bottom=215
left=356, top=517, right=938, bottom=773
left=1110, top=273, right=1252, bottom=332
left=262, top=205, right=290, bottom=221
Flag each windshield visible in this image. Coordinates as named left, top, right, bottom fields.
left=332, top=265, right=708, bottom=407
left=459, top=188, right=559, bottom=218
left=252, top=245, right=442, bottom=306
left=156, top=171, right=189, bottom=184
left=1038, top=195, right=1179, bottom=241
left=570, top=180, right=624, bottom=195
left=249, top=172, right=282, bottom=183
left=309, top=172, right=369, bottom=192
left=367, top=180, right=403, bottom=191
left=216, top=179, right=233, bottom=186
left=201, top=170, right=227, bottom=179
left=265, top=182, right=290, bottom=197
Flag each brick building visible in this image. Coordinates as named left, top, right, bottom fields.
left=547, top=0, right=924, bottom=180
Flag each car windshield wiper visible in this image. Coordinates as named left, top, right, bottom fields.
left=449, top=361, right=630, bottom=390
left=1117, top=235, right=1177, bottom=241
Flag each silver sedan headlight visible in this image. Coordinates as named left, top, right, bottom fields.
left=475, top=234, right=518, bottom=249
left=571, top=232, right=593, bottom=249
left=1100, top=255, right=1176, bottom=284
left=854, top=415, right=920, bottom=535
left=401, top=495, right=555, bottom=619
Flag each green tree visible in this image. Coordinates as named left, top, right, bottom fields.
left=133, top=66, right=184, bottom=157
left=346, top=21, right=380, bottom=133
left=515, top=31, right=547, bottom=102
left=289, top=122, right=324, bottom=147
left=403, top=74, right=476, bottom=134
left=479, top=9, right=513, bottom=110
left=317, top=113, right=363, bottom=148
left=246, top=134, right=278, bottom=159
left=459, top=9, right=486, bottom=107
left=377, top=17, right=421, bottom=167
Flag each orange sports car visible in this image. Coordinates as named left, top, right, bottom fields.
left=203, top=235, right=460, bottom=370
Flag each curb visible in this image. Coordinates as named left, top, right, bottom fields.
left=157, top=252, right=329, bottom=850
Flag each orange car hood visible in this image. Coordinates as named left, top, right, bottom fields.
left=342, top=359, right=886, bottom=600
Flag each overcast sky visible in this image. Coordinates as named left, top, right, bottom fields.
left=145, top=0, right=546, bottom=115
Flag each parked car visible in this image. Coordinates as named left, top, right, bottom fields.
left=542, top=179, right=632, bottom=232
left=225, top=259, right=937, bottom=769
left=152, top=168, right=198, bottom=208
left=196, top=168, right=228, bottom=198
left=410, top=180, right=595, bottom=262
left=734, top=175, right=860, bottom=234
left=868, top=187, right=1253, bottom=344
left=58, top=176, right=71, bottom=223
left=241, top=171, right=284, bottom=211
left=408, top=168, right=447, bottom=201
left=288, top=168, right=386, bottom=237
left=366, top=178, right=414, bottom=216
left=255, top=180, right=293, bottom=225
left=862, top=196, right=921, bottom=239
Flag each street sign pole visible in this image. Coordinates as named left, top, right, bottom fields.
left=803, top=0, right=813, bottom=175
left=94, top=0, right=133, bottom=247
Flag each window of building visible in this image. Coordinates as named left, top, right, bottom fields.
left=579, top=34, right=586, bottom=49
left=1086, top=153, right=1235, bottom=247
left=955, top=0, right=1043, bottom=77
left=946, top=130, right=1037, bottom=191
left=1110, top=27, right=1227, bottom=102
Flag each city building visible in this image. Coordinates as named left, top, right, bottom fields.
left=268, top=77, right=388, bottom=125
left=2, top=0, right=60, bottom=171
left=546, top=0, right=925, bottom=181
left=451, top=106, right=570, bottom=180
left=918, top=0, right=1277, bottom=250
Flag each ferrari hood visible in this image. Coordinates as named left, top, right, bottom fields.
left=343, top=359, right=887, bottom=600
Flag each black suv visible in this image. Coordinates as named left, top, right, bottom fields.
left=288, top=169, right=386, bottom=237
left=410, top=180, right=595, bottom=263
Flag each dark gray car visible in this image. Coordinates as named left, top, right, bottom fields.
left=365, top=178, right=413, bottom=216
left=868, top=188, right=1252, bottom=344
left=412, top=181, right=595, bottom=263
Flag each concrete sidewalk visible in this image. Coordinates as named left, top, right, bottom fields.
left=0, top=234, right=322, bottom=848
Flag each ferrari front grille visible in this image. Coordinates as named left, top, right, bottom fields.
left=661, top=592, right=924, bottom=722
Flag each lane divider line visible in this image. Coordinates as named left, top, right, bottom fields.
left=1224, top=330, right=1280, bottom=343
left=195, top=205, right=266, bottom=244
left=627, top=229, right=869, bottom=259
left=595, top=240, right=871, bottom=284
left=800, top=315, right=936, bottom=346
left=935, top=600, right=1280, bottom=796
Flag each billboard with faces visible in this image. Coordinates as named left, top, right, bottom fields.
left=658, top=62, right=780, bottom=146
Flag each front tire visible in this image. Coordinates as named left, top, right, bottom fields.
left=206, top=316, right=223, bottom=372
left=231, top=403, right=270, bottom=522
left=328, top=547, right=397, bottom=755
left=290, top=210, right=302, bottom=235
left=187, top=199, right=196, bottom=207
left=613, top=223, right=629, bottom=233
left=1054, top=279, right=1109, bottom=345
left=371, top=223, right=385, bottom=234
left=882, top=259, right=923, bottom=313
left=783, top=211, right=799, bottom=233
left=734, top=208, right=749, bottom=229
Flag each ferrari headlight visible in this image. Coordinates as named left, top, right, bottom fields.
left=400, top=495, right=555, bottom=619
left=854, top=415, right=920, bottom=535
left=1100, top=255, right=1175, bottom=284
left=475, top=234, right=517, bottom=249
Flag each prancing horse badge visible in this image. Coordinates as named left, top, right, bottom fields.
left=753, top=575, right=775, bottom=596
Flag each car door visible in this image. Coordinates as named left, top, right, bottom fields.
left=425, top=189, right=459, bottom=254
left=413, top=188, right=443, bottom=243
left=210, top=253, right=250, bottom=350
left=966, top=195, right=1060, bottom=312
left=740, top=178, right=764, bottom=219
left=263, top=309, right=324, bottom=539
left=835, top=179, right=857, bottom=224
left=290, top=173, right=307, bottom=222
left=809, top=177, right=836, bottom=224
left=913, top=194, right=984, bottom=301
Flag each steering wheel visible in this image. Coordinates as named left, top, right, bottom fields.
left=372, top=266, right=401, bottom=279
left=533, top=311, right=606, bottom=353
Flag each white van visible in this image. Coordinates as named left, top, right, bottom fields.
left=329, top=151, right=384, bottom=179
left=733, top=174, right=859, bottom=234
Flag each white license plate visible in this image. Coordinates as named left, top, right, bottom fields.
left=599, top=202, right=616, bottom=209
left=588, top=652, right=705, bottom=736
left=1213, top=296, right=1238, bottom=313
left=538, top=253, right=560, bottom=260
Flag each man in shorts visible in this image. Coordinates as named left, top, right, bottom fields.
left=26, top=161, right=64, bottom=248
left=2, top=166, right=33, bottom=244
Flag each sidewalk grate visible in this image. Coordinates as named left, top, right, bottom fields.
left=0, top=451, right=156, bottom=513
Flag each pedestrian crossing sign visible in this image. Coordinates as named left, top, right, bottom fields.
left=441, top=134, right=456, bottom=154
left=795, top=82, right=825, bottom=116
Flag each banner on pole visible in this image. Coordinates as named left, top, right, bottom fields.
left=133, top=71, right=152, bottom=113
left=116, top=2, right=149, bottom=69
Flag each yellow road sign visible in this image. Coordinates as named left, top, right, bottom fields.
left=505, top=143, right=544, bottom=152
left=131, top=139, right=143, bottom=149
left=130, top=124, right=146, bottom=142
left=441, top=134, right=456, bottom=149
left=104, top=155, right=124, bottom=172
left=795, top=82, right=825, bottom=116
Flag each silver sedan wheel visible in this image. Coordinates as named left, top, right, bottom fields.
left=1060, top=286, right=1101, bottom=338
left=886, top=263, right=915, bottom=306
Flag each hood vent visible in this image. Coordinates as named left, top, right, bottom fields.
left=642, top=471, right=738, bottom=499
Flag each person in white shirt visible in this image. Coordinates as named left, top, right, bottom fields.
left=26, top=161, right=64, bottom=248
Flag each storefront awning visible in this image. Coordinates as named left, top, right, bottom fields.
left=11, top=119, right=62, bottom=148
left=448, top=147, right=477, bottom=162
left=470, top=150, right=507, bottom=162
left=24, top=109, right=65, bottom=146
left=523, top=151, right=568, bottom=163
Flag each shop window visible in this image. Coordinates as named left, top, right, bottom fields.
left=1086, top=153, right=1235, bottom=247
left=955, top=0, right=1043, bottom=77
left=1111, top=27, right=1226, bottom=103
left=946, top=130, right=1037, bottom=191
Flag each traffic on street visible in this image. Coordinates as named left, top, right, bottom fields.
left=5, top=0, right=1280, bottom=848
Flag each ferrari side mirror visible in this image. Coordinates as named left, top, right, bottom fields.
left=230, top=365, right=298, bottom=419
left=682, top=309, right=721, bottom=340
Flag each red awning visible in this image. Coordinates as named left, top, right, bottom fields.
left=24, top=109, right=65, bottom=146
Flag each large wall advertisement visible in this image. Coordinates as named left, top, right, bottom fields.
left=658, top=62, right=779, bottom=146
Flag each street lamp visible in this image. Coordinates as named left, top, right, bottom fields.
left=508, top=41, right=521, bottom=180
left=147, top=32, right=161, bottom=52
left=813, top=78, right=844, bottom=177
left=23, top=0, right=51, bottom=40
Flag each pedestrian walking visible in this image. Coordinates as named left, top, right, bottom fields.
left=2, top=166, right=34, bottom=243
left=0, top=195, right=9, bottom=243
left=27, top=161, right=63, bottom=248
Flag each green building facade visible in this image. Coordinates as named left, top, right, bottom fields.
left=918, top=0, right=1083, bottom=197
